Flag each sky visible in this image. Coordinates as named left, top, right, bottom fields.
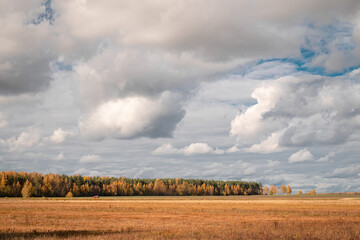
left=1, top=0, right=360, bottom=193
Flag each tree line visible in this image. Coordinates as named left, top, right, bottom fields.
left=262, top=185, right=316, bottom=195
left=0, top=171, right=263, bottom=197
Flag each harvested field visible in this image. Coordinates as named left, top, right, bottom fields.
left=1, top=195, right=360, bottom=239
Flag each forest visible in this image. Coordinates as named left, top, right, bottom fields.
left=0, top=171, right=262, bottom=197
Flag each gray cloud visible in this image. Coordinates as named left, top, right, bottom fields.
left=0, top=1, right=55, bottom=95
left=327, top=165, right=360, bottom=179
left=53, top=0, right=360, bottom=61
left=0, top=55, right=54, bottom=95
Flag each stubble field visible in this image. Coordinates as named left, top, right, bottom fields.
left=0, top=195, right=360, bottom=239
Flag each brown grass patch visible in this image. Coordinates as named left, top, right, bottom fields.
left=0, top=196, right=359, bottom=239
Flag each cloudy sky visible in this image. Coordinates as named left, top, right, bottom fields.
left=1, top=0, right=360, bottom=193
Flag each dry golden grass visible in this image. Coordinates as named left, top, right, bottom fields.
left=0, top=196, right=360, bottom=239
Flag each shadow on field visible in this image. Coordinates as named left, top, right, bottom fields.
left=0, top=230, right=130, bottom=239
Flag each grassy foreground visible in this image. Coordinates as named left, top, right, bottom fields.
left=0, top=195, right=360, bottom=239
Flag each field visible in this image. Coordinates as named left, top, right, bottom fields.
left=1, top=195, right=360, bottom=239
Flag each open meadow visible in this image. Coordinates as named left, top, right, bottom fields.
left=1, top=195, right=360, bottom=239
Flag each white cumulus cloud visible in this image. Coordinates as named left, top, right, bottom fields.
left=1, top=128, right=42, bottom=152
left=183, top=143, right=214, bottom=156
left=79, top=92, right=185, bottom=140
left=153, top=142, right=225, bottom=156
left=288, top=148, right=314, bottom=163
left=44, top=128, right=75, bottom=144
left=246, top=131, right=284, bottom=154
left=231, top=74, right=360, bottom=151
left=226, top=145, right=241, bottom=153
left=152, top=143, right=180, bottom=155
